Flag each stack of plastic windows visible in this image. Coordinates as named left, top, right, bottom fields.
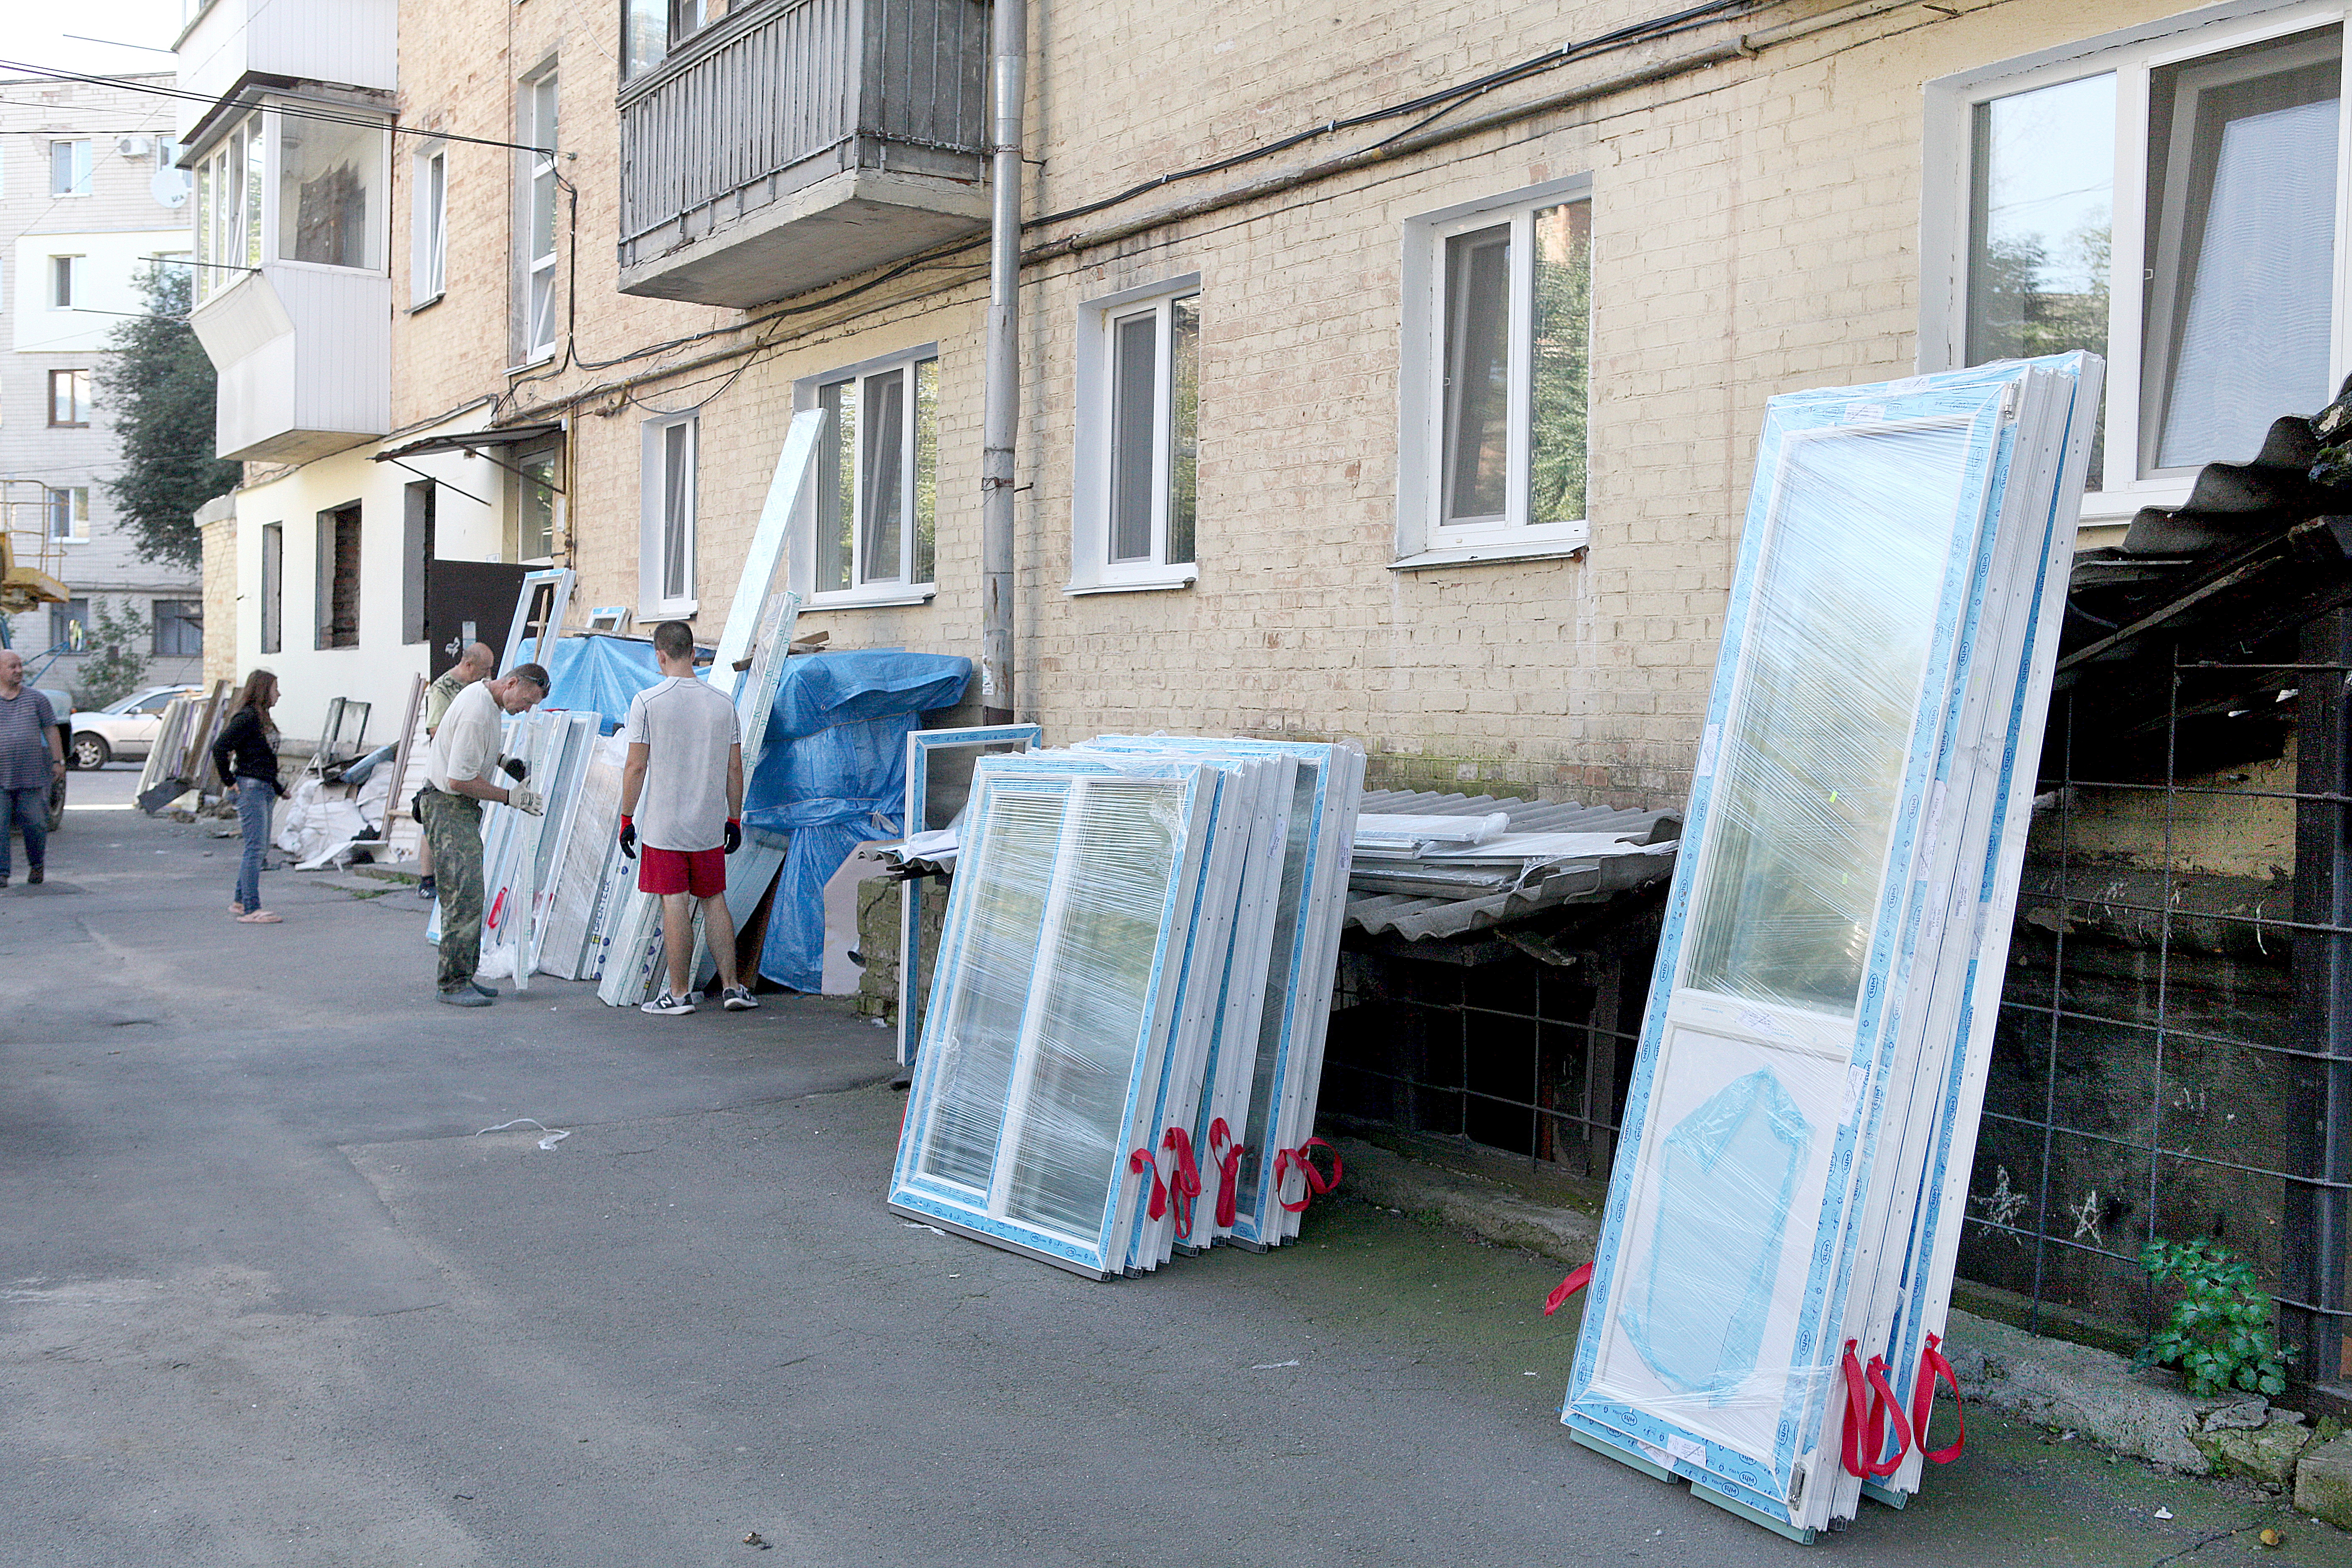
left=537, top=733, right=627, bottom=978
left=888, top=754, right=1220, bottom=1278
left=1561, top=354, right=2102, bottom=1541
left=899, top=725, right=1044, bottom=1068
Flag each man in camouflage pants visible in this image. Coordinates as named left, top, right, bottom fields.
left=420, top=663, right=549, bottom=1005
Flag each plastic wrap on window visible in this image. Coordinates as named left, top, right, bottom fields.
left=1563, top=355, right=2103, bottom=1540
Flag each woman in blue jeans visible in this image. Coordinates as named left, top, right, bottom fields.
left=210, top=669, right=285, bottom=924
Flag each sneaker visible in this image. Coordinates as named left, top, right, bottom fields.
left=437, top=986, right=494, bottom=1008
left=26, top=866, right=41, bottom=886
left=641, top=991, right=697, bottom=1016
left=722, top=985, right=759, bottom=1011
left=418, top=876, right=436, bottom=900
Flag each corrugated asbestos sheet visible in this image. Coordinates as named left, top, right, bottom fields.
left=1343, top=789, right=1680, bottom=942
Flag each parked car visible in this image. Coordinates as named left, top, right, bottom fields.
left=67, top=684, right=201, bottom=771
left=35, top=685, right=70, bottom=830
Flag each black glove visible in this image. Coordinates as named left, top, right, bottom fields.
left=619, top=816, right=637, bottom=858
left=723, top=818, right=742, bottom=855
left=500, top=757, right=529, bottom=781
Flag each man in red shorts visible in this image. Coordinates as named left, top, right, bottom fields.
left=617, top=619, right=754, bottom=1015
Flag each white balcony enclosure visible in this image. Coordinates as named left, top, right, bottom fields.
left=617, top=0, right=990, bottom=308
left=173, top=0, right=397, bottom=144
left=183, top=100, right=391, bottom=463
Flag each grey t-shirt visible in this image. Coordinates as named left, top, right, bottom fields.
left=0, top=687, right=57, bottom=792
left=623, top=676, right=742, bottom=851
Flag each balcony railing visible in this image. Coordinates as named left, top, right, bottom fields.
left=617, top=0, right=989, bottom=307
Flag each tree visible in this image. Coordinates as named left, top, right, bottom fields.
left=94, top=267, right=240, bottom=572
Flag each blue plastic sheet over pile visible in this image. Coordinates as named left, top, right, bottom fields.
left=532, top=634, right=681, bottom=733
left=742, top=649, right=972, bottom=992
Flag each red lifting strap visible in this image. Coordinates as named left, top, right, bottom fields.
left=1840, top=1341, right=1913, bottom=1479
left=1542, top=1262, right=1594, bottom=1316
left=1207, top=1118, right=1244, bottom=1230
left=1912, top=1332, right=1965, bottom=1464
left=1162, top=1127, right=1202, bottom=1241
left=1128, top=1147, right=1167, bottom=1221
left=1272, top=1137, right=1344, bottom=1214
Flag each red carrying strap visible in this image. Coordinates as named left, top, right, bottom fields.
left=1162, top=1127, right=1202, bottom=1241
left=1274, top=1137, right=1344, bottom=1213
left=1911, top=1333, right=1965, bottom=1464
left=1840, top=1341, right=1913, bottom=1479
left=1128, top=1147, right=1167, bottom=1221
left=1542, top=1263, right=1594, bottom=1316
left=1207, top=1119, right=1244, bottom=1230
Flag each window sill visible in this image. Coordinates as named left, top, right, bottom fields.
left=1065, top=569, right=1198, bottom=597
left=646, top=600, right=699, bottom=621
left=407, top=291, right=445, bottom=315
left=803, top=585, right=937, bottom=612
left=1390, top=534, right=1589, bottom=572
left=507, top=351, right=557, bottom=375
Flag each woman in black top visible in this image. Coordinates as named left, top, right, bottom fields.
left=211, top=669, right=284, bottom=923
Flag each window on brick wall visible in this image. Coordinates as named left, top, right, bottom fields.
left=802, top=347, right=939, bottom=606
left=49, top=369, right=91, bottom=427
left=1070, top=280, right=1199, bottom=595
left=315, top=503, right=361, bottom=650
left=517, top=67, right=561, bottom=363
left=1398, top=176, right=1591, bottom=570
left=49, top=139, right=91, bottom=196
left=413, top=143, right=447, bottom=306
left=1926, top=7, right=2349, bottom=526
left=514, top=436, right=562, bottom=565
left=640, top=412, right=697, bottom=616
left=45, top=487, right=88, bottom=543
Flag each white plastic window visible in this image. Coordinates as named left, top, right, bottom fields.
left=641, top=413, right=697, bottom=615
left=1929, top=4, right=2352, bottom=521
left=413, top=145, right=448, bottom=304
left=1070, top=281, right=1200, bottom=594
left=519, top=70, right=561, bottom=361
left=49, top=139, right=91, bottom=196
left=278, top=114, right=384, bottom=269
left=1398, top=177, right=1592, bottom=567
left=812, top=353, right=938, bottom=602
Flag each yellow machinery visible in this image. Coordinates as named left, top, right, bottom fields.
left=0, top=480, right=72, bottom=619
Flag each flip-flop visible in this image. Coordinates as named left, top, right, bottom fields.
left=236, top=910, right=283, bottom=924
left=230, top=903, right=245, bottom=915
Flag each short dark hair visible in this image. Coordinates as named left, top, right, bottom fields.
left=652, top=620, right=694, bottom=661
left=508, top=662, right=551, bottom=693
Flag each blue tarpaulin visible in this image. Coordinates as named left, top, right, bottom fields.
left=741, top=649, right=971, bottom=992
left=531, top=634, right=688, bottom=733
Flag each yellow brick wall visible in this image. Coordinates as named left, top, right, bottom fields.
left=198, top=511, right=239, bottom=692
left=379, top=0, right=2214, bottom=812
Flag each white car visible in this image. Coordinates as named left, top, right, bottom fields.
left=67, top=684, right=201, bottom=770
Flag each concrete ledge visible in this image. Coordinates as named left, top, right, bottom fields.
left=1941, top=1309, right=2211, bottom=1472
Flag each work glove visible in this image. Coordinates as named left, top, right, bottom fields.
left=509, top=784, right=546, bottom=817
left=619, top=815, right=637, bottom=858
left=500, top=757, right=529, bottom=781
left=724, top=818, right=742, bottom=855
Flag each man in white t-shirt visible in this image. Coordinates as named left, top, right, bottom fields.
left=619, top=620, right=751, bottom=1016
left=420, top=663, right=549, bottom=1006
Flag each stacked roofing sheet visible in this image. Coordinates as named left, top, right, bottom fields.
left=1345, top=789, right=1679, bottom=941
left=887, top=737, right=1364, bottom=1277
left=1562, top=354, right=2103, bottom=1540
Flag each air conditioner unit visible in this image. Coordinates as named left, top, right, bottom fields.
left=116, top=136, right=152, bottom=159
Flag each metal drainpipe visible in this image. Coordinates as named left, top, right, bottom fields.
left=978, top=0, right=1026, bottom=727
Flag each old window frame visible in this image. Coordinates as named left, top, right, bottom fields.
left=1070, top=276, right=1201, bottom=596
left=314, top=502, right=362, bottom=651
left=260, top=522, right=283, bottom=654
left=1396, top=173, right=1595, bottom=571
left=1923, top=0, right=2352, bottom=529
left=48, top=369, right=91, bottom=427
left=152, top=599, right=202, bottom=657
left=800, top=344, right=940, bottom=609
left=517, top=66, right=562, bottom=365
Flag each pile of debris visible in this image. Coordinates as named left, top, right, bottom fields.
left=1560, top=354, right=2105, bottom=1540
left=887, top=737, right=1363, bottom=1278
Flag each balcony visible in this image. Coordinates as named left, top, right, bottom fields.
left=617, top=0, right=989, bottom=309
left=173, top=0, right=397, bottom=144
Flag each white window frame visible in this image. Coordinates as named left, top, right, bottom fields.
left=49, top=254, right=83, bottom=311
left=795, top=344, right=941, bottom=610
left=1070, top=275, right=1202, bottom=596
left=640, top=412, right=699, bottom=618
left=1395, top=173, right=1594, bottom=570
left=46, top=487, right=90, bottom=543
left=412, top=142, right=448, bottom=307
left=49, top=139, right=92, bottom=197
left=1923, top=0, right=2352, bottom=530
left=518, top=67, right=562, bottom=366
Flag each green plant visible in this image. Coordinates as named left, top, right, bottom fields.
left=2135, top=1237, right=2293, bottom=1398
left=95, top=266, right=241, bottom=571
left=77, top=598, right=151, bottom=711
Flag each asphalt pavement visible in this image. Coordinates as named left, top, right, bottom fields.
left=3, top=766, right=2347, bottom=1566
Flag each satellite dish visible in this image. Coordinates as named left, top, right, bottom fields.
left=150, top=166, right=191, bottom=208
